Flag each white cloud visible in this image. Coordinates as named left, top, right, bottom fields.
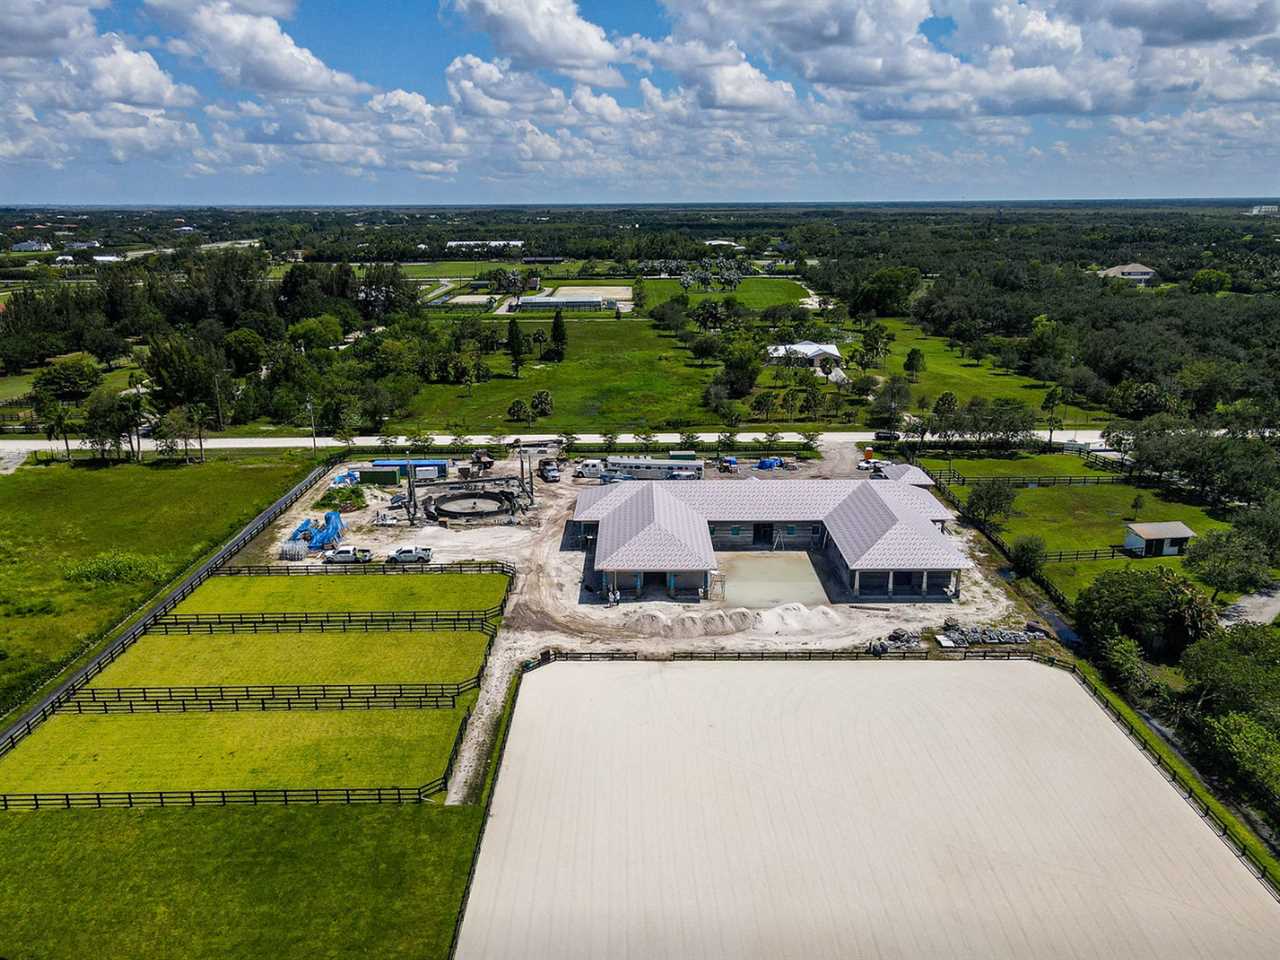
left=448, top=0, right=624, bottom=85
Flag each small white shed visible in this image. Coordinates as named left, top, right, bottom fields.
left=1125, top=521, right=1195, bottom=557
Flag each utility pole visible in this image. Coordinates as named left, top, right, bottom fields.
left=306, top=398, right=317, bottom=453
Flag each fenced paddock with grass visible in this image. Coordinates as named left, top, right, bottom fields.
left=0, top=705, right=472, bottom=794
left=173, top=571, right=511, bottom=615
left=456, top=659, right=1280, bottom=960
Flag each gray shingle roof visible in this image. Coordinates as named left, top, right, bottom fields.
left=874, top=463, right=935, bottom=486
left=575, top=479, right=970, bottom=573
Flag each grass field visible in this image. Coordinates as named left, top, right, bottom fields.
left=88, top=631, right=489, bottom=687
left=0, top=703, right=472, bottom=792
left=0, top=804, right=481, bottom=959
left=919, top=452, right=1113, bottom=478
left=173, top=573, right=508, bottom=614
left=0, top=353, right=143, bottom=404
left=393, top=319, right=715, bottom=431
left=879, top=319, right=1107, bottom=427
left=931, top=455, right=1236, bottom=600
left=645, top=277, right=807, bottom=310
left=0, top=456, right=313, bottom=711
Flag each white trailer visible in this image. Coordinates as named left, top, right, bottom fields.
left=605, top=456, right=705, bottom=480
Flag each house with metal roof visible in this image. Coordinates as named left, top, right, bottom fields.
left=1098, top=263, right=1158, bottom=286
left=1124, top=521, right=1196, bottom=557
left=766, top=341, right=842, bottom=367
left=572, top=478, right=971, bottom=601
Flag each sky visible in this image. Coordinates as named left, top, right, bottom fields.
left=1, top=0, right=1279, bottom=204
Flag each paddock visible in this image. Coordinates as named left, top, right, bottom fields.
left=456, top=660, right=1280, bottom=959
left=718, top=551, right=828, bottom=607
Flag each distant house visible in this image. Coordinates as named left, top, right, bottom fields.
left=1247, top=205, right=1279, bottom=216
left=65, top=240, right=100, bottom=250
left=704, top=239, right=745, bottom=251
left=767, top=341, right=842, bottom=368
left=10, top=240, right=51, bottom=253
left=512, top=294, right=614, bottom=312
left=1125, top=521, right=1195, bottom=557
left=1098, top=263, right=1157, bottom=286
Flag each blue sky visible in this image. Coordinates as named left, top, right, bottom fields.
left=2, top=1, right=1279, bottom=203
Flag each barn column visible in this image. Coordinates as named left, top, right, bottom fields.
left=922, top=571, right=929, bottom=596
left=887, top=572, right=894, bottom=597
left=853, top=570, right=861, bottom=597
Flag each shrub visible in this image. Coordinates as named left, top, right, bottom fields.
left=1009, top=535, right=1047, bottom=577
left=64, top=551, right=170, bottom=584
left=315, top=486, right=367, bottom=512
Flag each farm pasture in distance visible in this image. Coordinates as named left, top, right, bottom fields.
left=457, top=660, right=1280, bottom=959
left=879, top=319, right=1106, bottom=428
left=394, top=318, right=716, bottom=432
left=645, top=276, right=808, bottom=310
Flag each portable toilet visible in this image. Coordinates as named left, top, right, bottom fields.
left=864, top=447, right=874, bottom=462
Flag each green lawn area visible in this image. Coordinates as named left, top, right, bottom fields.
left=174, top=573, right=508, bottom=614
left=1043, top=556, right=1192, bottom=601
left=645, top=277, right=807, bottom=310
left=0, top=803, right=481, bottom=960
left=89, top=631, right=489, bottom=687
left=0, top=353, right=143, bottom=405
left=0, top=702, right=472, bottom=792
left=879, top=318, right=1108, bottom=428
left=0, top=456, right=313, bottom=712
left=0, top=368, right=34, bottom=400
left=393, top=319, right=716, bottom=431
left=919, top=452, right=1113, bottom=479
left=988, top=482, right=1230, bottom=552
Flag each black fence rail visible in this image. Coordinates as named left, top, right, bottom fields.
left=672, top=649, right=928, bottom=662
left=0, top=445, right=514, bottom=762
left=150, top=609, right=501, bottom=635
left=71, top=681, right=467, bottom=703
left=216, top=560, right=517, bottom=578
left=1043, top=545, right=1130, bottom=563
left=0, top=785, right=424, bottom=811
left=931, top=471, right=1126, bottom=488
left=61, top=693, right=458, bottom=714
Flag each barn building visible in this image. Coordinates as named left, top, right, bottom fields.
left=571, top=478, right=971, bottom=601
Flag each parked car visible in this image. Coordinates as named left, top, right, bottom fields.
left=322, top=545, right=373, bottom=564
left=574, top=459, right=606, bottom=479
left=538, top=459, right=560, bottom=482
left=873, top=430, right=901, bottom=442
left=387, top=546, right=433, bottom=563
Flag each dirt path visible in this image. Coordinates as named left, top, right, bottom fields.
left=1223, top=582, right=1280, bottom=624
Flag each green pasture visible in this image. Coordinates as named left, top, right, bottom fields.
left=394, top=319, right=716, bottom=431
left=0, top=456, right=312, bottom=711
left=645, top=277, right=808, bottom=311
left=919, top=452, right=1113, bottom=479
left=173, top=573, right=508, bottom=614
left=89, top=631, right=489, bottom=688
left=0, top=703, right=472, bottom=792
left=0, top=803, right=481, bottom=959
left=878, top=319, right=1107, bottom=427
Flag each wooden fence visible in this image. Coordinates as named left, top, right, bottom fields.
left=150, top=609, right=503, bottom=635
left=0, top=445, right=511, bottom=762
left=61, top=693, right=458, bottom=714
left=215, top=560, right=517, bottom=578
left=930, top=470, right=1126, bottom=488
left=0, top=705, right=472, bottom=812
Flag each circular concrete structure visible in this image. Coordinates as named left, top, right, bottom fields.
left=434, top=491, right=512, bottom=518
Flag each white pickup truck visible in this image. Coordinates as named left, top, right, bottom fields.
left=322, top=545, right=373, bottom=564
left=387, top=546, right=433, bottom=563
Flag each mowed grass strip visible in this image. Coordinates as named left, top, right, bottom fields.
left=0, top=704, right=472, bottom=793
left=0, top=804, right=482, bottom=960
left=919, top=452, right=1114, bottom=479
left=88, top=631, right=489, bottom=688
left=173, top=572, right=509, bottom=615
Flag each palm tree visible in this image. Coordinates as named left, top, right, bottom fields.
left=187, top=402, right=212, bottom=462
left=44, top=404, right=74, bottom=461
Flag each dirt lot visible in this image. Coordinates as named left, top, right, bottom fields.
left=242, top=455, right=1016, bottom=801
left=456, top=660, right=1280, bottom=959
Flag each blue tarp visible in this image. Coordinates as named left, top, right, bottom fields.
left=308, top=511, right=345, bottom=549
left=288, top=519, right=313, bottom=542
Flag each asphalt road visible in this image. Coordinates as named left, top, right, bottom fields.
left=0, top=429, right=1108, bottom=454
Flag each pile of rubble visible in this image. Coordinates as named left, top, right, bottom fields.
left=867, top=627, right=926, bottom=654
left=935, top=617, right=1049, bottom=648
